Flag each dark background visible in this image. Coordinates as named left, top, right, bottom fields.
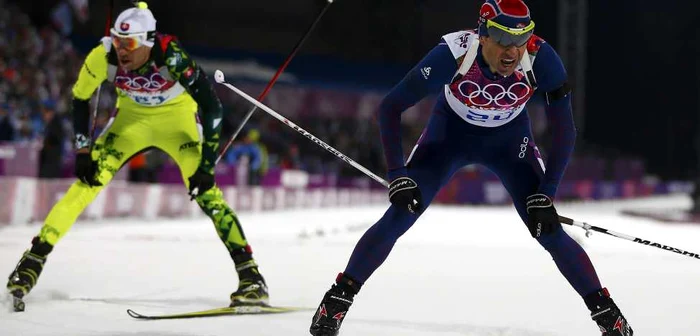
left=22, top=0, right=700, bottom=181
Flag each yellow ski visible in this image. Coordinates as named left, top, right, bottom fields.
left=126, top=305, right=312, bottom=320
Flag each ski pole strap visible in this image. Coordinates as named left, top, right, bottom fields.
left=558, top=215, right=700, bottom=260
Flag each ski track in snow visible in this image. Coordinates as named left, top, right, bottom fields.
left=1, top=195, right=699, bottom=335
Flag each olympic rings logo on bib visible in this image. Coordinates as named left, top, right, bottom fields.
left=115, top=73, right=173, bottom=93
left=113, top=67, right=186, bottom=106
left=456, top=80, right=531, bottom=108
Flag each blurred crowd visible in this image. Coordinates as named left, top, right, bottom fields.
left=0, top=1, right=89, bottom=177
left=0, top=1, right=645, bottom=185
left=219, top=112, right=421, bottom=181
left=0, top=1, right=419, bottom=182
left=0, top=2, right=79, bottom=140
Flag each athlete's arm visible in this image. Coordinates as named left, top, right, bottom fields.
left=163, top=38, right=224, bottom=174
left=379, top=41, right=458, bottom=179
left=531, top=41, right=575, bottom=197
left=71, top=43, right=108, bottom=149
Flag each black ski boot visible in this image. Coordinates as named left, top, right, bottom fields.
left=229, top=251, right=269, bottom=307
left=585, top=288, right=633, bottom=336
left=309, top=273, right=361, bottom=336
left=7, top=237, right=53, bottom=311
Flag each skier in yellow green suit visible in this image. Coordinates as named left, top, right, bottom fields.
left=7, top=2, right=268, bottom=311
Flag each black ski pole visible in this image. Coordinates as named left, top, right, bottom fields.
left=558, top=215, right=700, bottom=260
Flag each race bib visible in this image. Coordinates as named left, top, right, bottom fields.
left=114, top=65, right=185, bottom=106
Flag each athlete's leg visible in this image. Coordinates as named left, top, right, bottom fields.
left=482, top=123, right=602, bottom=298
left=344, top=110, right=470, bottom=285
left=8, top=110, right=148, bottom=298
left=310, top=109, right=472, bottom=335
left=484, top=122, right=633, bottom=334
left=156, top=108, right=267, bottom=305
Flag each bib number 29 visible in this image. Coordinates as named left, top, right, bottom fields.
left=133, top=95, right=167, bottom=105
left=467, top=110, right=516, bottom=122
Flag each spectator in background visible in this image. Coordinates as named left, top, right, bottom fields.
left=12, top=0, right=88, bottom=36
left=127, top=150, right=165, bottom=183
left=14, top=113, right=35, bottom=143
left=50, top=0, right=89, bottom=36
left=1, top=2, right=83, bottom=142
left=144, top=149, right=166, bottom=182
left=247, top=129, right=268, bottom=185
left=279, top=144, right=304, bottom=170
left=127, top=151, right=149, bottom=183
left=0, top=0, right=427, bottom=181
left=0, top=103, right=15, bottom=142
left=226, top=129, right=268, bottom=185
left=38, top=99, right=65, bottom=178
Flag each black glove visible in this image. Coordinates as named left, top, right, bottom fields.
left=389, top=176, right=423, bottom=214
left=74, top=152, right=102, bottom=187
left=188, top=168, right=215, bottom=200
left=525, top=193, right=560, bottom=238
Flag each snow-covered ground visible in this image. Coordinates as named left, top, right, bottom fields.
left=1, top=195, right=699, bottom=335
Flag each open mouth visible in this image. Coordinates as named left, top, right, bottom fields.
left=500, top=58, right=516, bottom=67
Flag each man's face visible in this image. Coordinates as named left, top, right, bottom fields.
left=116, top=44, right=151, bottom=71
left=479, top=36, right=527, bottom=77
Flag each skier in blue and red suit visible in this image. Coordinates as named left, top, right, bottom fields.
left=309, top=1, right=633, bottom=335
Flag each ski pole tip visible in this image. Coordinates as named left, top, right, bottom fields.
left=214, top=70, right=225, bottom=84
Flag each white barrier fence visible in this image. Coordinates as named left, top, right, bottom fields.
left=0, top=177, right=388, bottom=226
